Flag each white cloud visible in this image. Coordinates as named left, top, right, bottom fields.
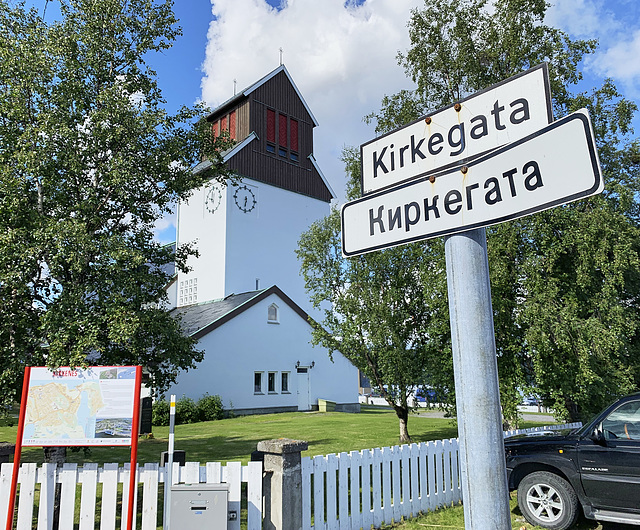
left=588, top=29, right=640, bottom=95
left=546, top=0, right=619, bottom=38
left=547, top=0, right=640, bottom=99
left=201, top=0, right=422, bottom=203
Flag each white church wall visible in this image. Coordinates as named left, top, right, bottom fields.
left=165, top=293, right=358, bottom=413
left=224, top=177, right=329, bottom=317
left=176, top=182, right=228, bottom=306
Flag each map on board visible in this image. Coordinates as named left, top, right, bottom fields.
left=23, top=366, right=138, bottom=446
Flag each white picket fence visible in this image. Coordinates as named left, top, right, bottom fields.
left=301, top=422, right=582, bottom=530
left=503, top=421, right=582, bottom=438
left=0, top=461, right=262, bottom=530
left=302, top=438, right=461, bottom=530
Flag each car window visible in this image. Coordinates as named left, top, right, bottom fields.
left=602, top=400, right=640, bottom=440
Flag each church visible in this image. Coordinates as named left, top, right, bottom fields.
left=164, top=65, right=359, bottom=415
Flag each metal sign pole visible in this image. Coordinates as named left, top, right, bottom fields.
left=163, top=395, right=176, bottom=530
left=444, top=228, right=510, bottom=529
left=5, top=367, right=31, bottom=530
left=125, top=366, right=143, bottom=530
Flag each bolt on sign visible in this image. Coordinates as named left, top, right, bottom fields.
left=360, top=63, right=552, bottom=195
left=343, top=110, right=602, bottom=257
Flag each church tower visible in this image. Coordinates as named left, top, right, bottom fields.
left=174, top=65, right=335, bottom=313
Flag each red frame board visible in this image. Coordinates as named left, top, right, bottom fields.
left=6, top=366, right=142, bottom=530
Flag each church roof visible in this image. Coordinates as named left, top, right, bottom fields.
left=171, top=285, right=311, bottom=340
left=206, top=64, right=318, bottom=127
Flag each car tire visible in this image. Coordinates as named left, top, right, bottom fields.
left=517, top=471, right=579, bottom=530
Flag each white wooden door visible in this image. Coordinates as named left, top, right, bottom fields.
left=297, top=368, right=310, bottom=411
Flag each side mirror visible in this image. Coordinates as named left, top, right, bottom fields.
left=590, top=427, right=606, bottom=446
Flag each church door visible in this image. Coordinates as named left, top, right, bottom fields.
left=297, top=367, right=310, bottom=411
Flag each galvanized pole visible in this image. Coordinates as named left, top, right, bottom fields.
left=163, top=395, right=176, bottom=530
left=444, top=228, right=511, bottom=529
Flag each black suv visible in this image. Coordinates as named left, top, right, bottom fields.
left=505, top=393, right=640, bottom=530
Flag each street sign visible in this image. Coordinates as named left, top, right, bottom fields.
left=343, top=109, right=602, bottom=257
left=360, top=63, right=552, bottom=195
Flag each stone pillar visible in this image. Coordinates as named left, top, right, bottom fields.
left=0, top=442, right=14, bottom=464
left=257, top=438, right=308, bottom=530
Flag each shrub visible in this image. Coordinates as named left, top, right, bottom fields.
left=152, top=398, right=170, bottom=426
left=175, top=395, right=198, bottom=424
left=197, top=393, right=224, bottom=422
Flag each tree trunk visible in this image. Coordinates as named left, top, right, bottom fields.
left=43, top=446, right=67, bottom=465
left=564, top=397, right=580, bottom=422
left=394, top=406, right=411, bottom=444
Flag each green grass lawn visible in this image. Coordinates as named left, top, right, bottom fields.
left=379, top=495, right=605, bottom=530
left=0, top=407, right=554, bottom=466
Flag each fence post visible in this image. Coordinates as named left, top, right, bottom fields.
left=257, top=438, right=308, bottom=530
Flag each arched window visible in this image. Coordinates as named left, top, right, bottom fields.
left=268, top=303, right=279, bottom=324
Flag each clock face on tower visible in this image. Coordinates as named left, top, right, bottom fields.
left=233, top=185, right=257, bottom=213
left=204, top=183, right=222, bottom=213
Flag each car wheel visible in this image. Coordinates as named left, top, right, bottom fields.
left=517, top=471, right=579, bottom=530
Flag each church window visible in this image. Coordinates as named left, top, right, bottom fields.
left=279, top=114, right=287, bottom=147
left=267, top=109, right=276, bottom=142
left=268, top=303, right=279, bottom=323
left=266, top=108, right=276, bottom=154
left=179, top=278, right=197, bottom=306
left=290, top=119, right=298, bottom=151
left=266, top=109, right=299, bottom=162
left=221, top=114, right=228, bottom=132
left=278, top=114, right=288, bottom=158
left=268, top=372, right=277, bottom=393
left=254, top=372, right=263, bottom=393
left=212, top=121, right=220, bottom=137
left=281, top=372, right=290, bottom=393
left=229, top=110, right=236, bottom=140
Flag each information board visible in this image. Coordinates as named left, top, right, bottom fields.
left=22, top=366, right=139, bottom=446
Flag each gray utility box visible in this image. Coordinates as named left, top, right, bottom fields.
left=169, top=483, right=229, bottom=529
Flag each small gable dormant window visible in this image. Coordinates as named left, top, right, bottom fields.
left=268, top=303, right=279, bottom=324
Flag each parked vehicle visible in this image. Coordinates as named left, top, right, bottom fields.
left=504, top=393, right=640, bottom=530
left=522, top=396, right=540, bottom=406
left=415, top=388, right=436, bottom=403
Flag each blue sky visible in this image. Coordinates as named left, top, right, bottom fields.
left=25, top=1, right=640, bottom=243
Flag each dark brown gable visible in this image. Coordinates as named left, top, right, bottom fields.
left=207, top=67, right=333, bottom=202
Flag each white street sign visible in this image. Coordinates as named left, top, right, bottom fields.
left=343, top=109, right=602, bottom=257
left=360, top=63, right=552, bottom=195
